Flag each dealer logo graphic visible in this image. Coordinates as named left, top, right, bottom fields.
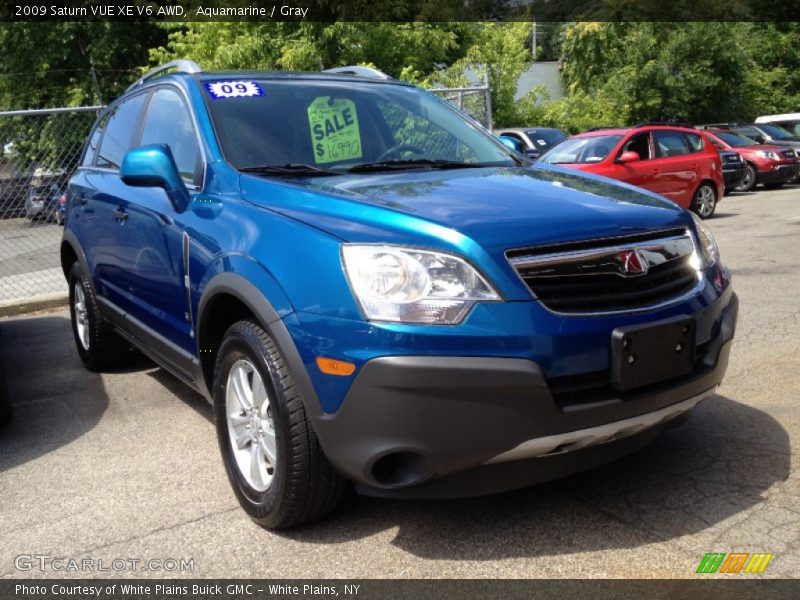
left=696, top=552, right=774, bottom=574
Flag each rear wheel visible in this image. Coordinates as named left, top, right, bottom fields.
left=734, top=164, right=756, bottom=192
left=691, top=183, right=717, bottom=219
left=213, top=319, right=346, bottom=529
left=68, top=262, right=130, bottom=371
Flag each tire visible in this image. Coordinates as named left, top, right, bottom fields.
left=691, top=182, right=717, bottom=219
left=734, top=164, right=756, bottom=192
left=68, top=262, right=130, bottom=371
left=0, top=358, right=10, bottom=429
left=213, top=319, right=345, bottom=529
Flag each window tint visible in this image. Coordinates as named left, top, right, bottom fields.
left=82, top=114, right=108, bottom=166
left=686, top=133, right=704, bottom=152
left=717, top=131, right=756, bottom=147
left=96, top=94, right=147, bottom=169
left=140, top=88, right=201, bottom=182
left=620, top=132, right=651, bottom=160
left=205, top=80, right=514, bottom=171
left=525, top=130, right=567, bottom=149
left=375, top=99, right=479, bottom=162
left=540, top=135, right=623, bottom=164
left=654, top=131, right=690, bottom=158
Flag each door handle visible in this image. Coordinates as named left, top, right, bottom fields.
left=113, top=208, right=128, bottom=221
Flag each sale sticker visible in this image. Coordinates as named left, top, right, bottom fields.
left=307, top=96, right=363, bottom=164
left=205, top=81, right=264, bottom=99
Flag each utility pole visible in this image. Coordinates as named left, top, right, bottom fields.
left=90, top=65, right=103, bottom=105
left=531, top=16, right=537, bottom=60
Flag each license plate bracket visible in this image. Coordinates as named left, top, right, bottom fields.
left=611, top=317, right=696, bottom=392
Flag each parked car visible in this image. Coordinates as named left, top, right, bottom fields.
left=62, top=61, right=737, bottom=529
left=498, top=134, right=526, bottom=155
left=700, top=122, right=800, bottom=154
left=538, top=123, right=725, bottom=218
left=24, top=184, right=62, bottom=222
left=755, top=113, right=800, bottom=137
left=717, top=149, right=747, bottom=194
left=703, top=130, right=800, bottom=191
left=494, top=127, right=568, bottom=160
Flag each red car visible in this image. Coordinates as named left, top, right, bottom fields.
left=540, top=124, right=725, bottom=218
left=703, top=130, right=800, bottom=192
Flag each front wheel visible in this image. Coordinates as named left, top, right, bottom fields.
left=691, top=183, right=717, bottom=219
left=213, top=320, right=345, bottom=529
left=734, top=164, right=756, bottom=192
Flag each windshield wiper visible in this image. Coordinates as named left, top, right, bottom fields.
left=240, top=163, right=341, bottom=177
left=347, top=159, right=483, bottom=173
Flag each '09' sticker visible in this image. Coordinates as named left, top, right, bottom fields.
left=205, top=81, right=264, bottom=99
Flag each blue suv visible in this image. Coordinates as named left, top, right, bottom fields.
left=62, top=61, right=737, bottom=528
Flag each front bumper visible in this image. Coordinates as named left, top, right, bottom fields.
left=722, top=166, right=746, bottom=190
left=758, top=163, right=800, bottom=185
left=310, top=289, right=738, bottom=497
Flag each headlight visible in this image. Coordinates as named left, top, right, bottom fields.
left=757, top=150, right=780, bottom=160
left=690, top=213, right=720, bottom=270
left=341, top=245, right=500, bottom=324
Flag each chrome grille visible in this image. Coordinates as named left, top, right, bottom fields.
left=508, top=230, right=700, bottom=313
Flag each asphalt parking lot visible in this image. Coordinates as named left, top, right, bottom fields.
left=1, top=186, right=798, bottom=579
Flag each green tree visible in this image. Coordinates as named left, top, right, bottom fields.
left=559, top=22, right=752, bottom=124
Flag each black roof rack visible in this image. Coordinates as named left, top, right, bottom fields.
left=696, top=123, right=741, bottom=130
left=584, top=126, right=622, bottom=132
left=632, top=121, right=695, bottom=129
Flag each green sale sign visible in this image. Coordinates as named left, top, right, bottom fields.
left=307, top=96, right=363, bottom=164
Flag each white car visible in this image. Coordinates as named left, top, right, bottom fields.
left=755, top=113, right=800, bottom=137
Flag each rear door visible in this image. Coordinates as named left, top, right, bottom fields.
left=651, top=130, right=697, bottom=207
left=72, top=93, right=148, bottom=305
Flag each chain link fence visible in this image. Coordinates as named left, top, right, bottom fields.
left=0, top=106, right=101, bottom=309
left=429, top=77, right=493, bottom=131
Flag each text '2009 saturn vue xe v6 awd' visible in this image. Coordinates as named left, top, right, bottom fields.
left=61, top=61, right=737, bottom=528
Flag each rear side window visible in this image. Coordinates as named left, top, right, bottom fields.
left=82, top=114, right=108, bottom=166
left=654, top=131, right=690, bottom=158
left=686, top=133, right=704, bottom=152
left=96, top=93, right=147, bottom=169
left=140, top=88, right=201, bottom=183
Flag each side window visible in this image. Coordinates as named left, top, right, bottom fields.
left=620, top=132, right=651, bottom=160
left=140, top=88, right=201, bottom=183
left=81, top=114, right=108, bottom=166
left=686, top=133, right=704, bottom=153
left=654, top=131, right=690, bottom=158
left=96, top=94, right=147, bottom=169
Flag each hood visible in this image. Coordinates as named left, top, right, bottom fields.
left=740, top=143, right=797, bottom=155
left=240, top=164, right=691, bottom=260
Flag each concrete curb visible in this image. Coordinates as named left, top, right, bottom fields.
left=0, top=293, right=69, bottom=318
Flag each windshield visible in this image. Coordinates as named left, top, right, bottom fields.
left=716, top=132, right=757, bottom=147
left=203, top=79, right=516, bottom=172
left=758, top=124, right=795, bottom=140
left=539, top=135, right=623, bottom=164
left=525, top=129, right=567, bottom=150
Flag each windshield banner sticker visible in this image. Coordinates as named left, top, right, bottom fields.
left=307, top=96, right=363, bottom=164
left=205, top=81, right=264, bottom=99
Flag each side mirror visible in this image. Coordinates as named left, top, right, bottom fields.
left=617, top=150, right=641, bottom=164
left=120, top=144, right=190, bottom=212
left=499, top=135, right=526, bottom=155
